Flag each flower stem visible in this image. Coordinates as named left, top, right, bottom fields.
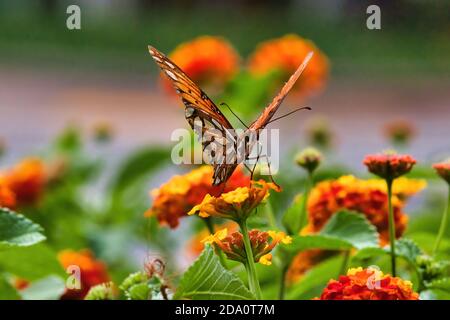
left=433, top=184, right=450, bottom=255
left=265, top=200, right=278, bottom=229
left=239, top=221, right=262, bottom=299
left=204, top=217, right=215, bottom=234
left=299, top=172, right=313, bottom=230
left=339, top=250, right=350, bottom=277
left=278, top=263, right=289, bottom=300
left=386, top=179, right=397, bottom=276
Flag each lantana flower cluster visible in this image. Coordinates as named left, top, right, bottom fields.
left=163, top=36, right=240, bottom=93
left=287, top=175, right=425, bottom=282
left=304, top=175, right=425, bottom=244
left=58, top=249, right=111, bottom=300
left=188, top=180, right=279, bottom=222
left=145, top=166, right=249, bottom=228
left=0, top=158, right=47, bottom=208
left=203, top=228, right=291, bottom=266
left=248, top=34, right=329, bottom=99
left=316, top=267, right=419, bottom=300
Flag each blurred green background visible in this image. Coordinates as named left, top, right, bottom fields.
left=0, top=0, right=449, bottom=77
left=0, top=0, right=449, bottom=300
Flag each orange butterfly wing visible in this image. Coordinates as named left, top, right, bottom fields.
left=148, top=46, right=238, bottom=185
left=249, top=51, right=314, bottom=130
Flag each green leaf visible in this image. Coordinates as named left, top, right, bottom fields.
left=20, top=275, right=65, bottom=300
left=110, top=146, right=170, bottom=195
left=85, top=282, right=115, bottom=300
left=352, top=238, right=425, bottom=272
left=426, top=278, right=450, bottom=293
left=287, top=211, right=379, bottom=252
left=287, top=256, right=343, bottom=300
left=282, top=194, right=305, bottom=235
left=174, top=245, right=255, bottom=300
left=120, top=271, right=151, bottom=300
left=0, top=208, right=46, bottom=249
left=395, top=238, right=423, bottom=264
left=0, top=274, right=20, bottom=300
left=0, top=244, right=65, bottom=280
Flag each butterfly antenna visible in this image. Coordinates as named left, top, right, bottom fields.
left=220, top=102, right=249, bottom=129
left=266, top=106, right=311, bottom=125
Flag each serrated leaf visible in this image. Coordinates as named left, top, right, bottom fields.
left=0, top=208, right=46, bottom=249
left=319, top=211, right=379, bottom=249
left=21, top=275, right=65, bottom=300
left=0, top=243, right=65, bottom=280
left=287, top=211, right=379, bottom=252
left=282, top=194, right=305, bottom=235
left=174, top=245, right=255, bottom=300
left=352, top=238, right=424, bottom=266
left=395, top=238, right=423, bottom=264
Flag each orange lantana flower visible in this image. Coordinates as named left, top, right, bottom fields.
left=0, top=158, right=46, bottom=206
left=58, top=249, right=110, bottom=300
left=433, top=160, right=450, bottom=184
left=248, top=34, right=329, bottom=100
left=0, top=176, right=16, bottom=209
left=188, top=180, right=279, bottom=222
left=202, top=228, right=291, bottom=265
left=145, top=166, right=249, bottom=228
left=316, top=267, right=419, bottom=300
left=364, top=153, right=417, bottom=181
left=162, top=36, right=239, bottom=93
left=187, top=221, right=239, bottom=258
left=305, top=175, right=425, bottom=244
left=287, top=175, right=425, bottom=282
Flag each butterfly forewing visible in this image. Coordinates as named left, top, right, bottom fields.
left=148, top=45, right=237, bottom=185
left=249, top=51, right=314, bottom=130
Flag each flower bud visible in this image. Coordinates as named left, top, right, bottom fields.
left=363, top=151, right=416, bottom=181
left=295, top=147, right=322, bottom=174
left=433, top=159, right=450, bottom=184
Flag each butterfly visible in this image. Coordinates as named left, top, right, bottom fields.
left=148, top=45, right=313, bottom=186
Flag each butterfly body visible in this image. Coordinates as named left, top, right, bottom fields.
left=148, top=45, right=313, bottom=186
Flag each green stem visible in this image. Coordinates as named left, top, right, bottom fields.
left=204, top=217, right=215, bottom=234
left=265, top=200, right=278, bottom=229
left=299, top=172, right=313, bottom=230
left=203, top=218, right=228, bottom=268
left=387, top=179, right=397, bottom=276
left=239, top=221, right=262, bottom=299
left=278, top=263, right=289, bottom=300
left=433, top=184, right=450, bottom=255
left=339, top=250, right=350, bottom=277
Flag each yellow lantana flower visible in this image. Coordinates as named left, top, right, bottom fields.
left=188, top=180, right=279, bottom=222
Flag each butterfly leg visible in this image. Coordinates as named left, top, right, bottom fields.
left=263, top=154, right=281, bottom=190
left=246, top=147, right=281, bottom=189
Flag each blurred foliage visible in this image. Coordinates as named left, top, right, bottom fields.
left=0, top=1, right=449, bottom=78
left=0, top=1, right=449, bottom=299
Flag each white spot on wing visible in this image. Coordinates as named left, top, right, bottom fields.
left=165, top=70, right=178, bottom=81
left=165, top=61, right=175, bottom=69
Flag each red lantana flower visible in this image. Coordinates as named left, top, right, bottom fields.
left=316, top=267, right=419, bottom=300
left=433, top=160, right=450, bottom=184
left=58, top=249, right=110, bottom=300
left=364, top=153, right=416, bottom=181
